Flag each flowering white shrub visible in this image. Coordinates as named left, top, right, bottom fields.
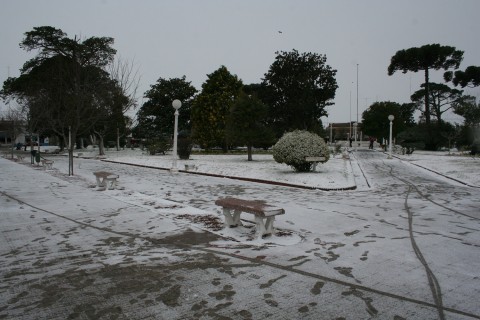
left=272, top=130, right=330, bottom=172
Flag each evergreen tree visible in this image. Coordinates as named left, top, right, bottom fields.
left=191, top=66, right=243, bottom=150
left=388, top=44, right=463, bottom=150
left=135, top=76, right=197, bottom=139
left=261, top=50, right=337, bottom=137
left=226, top=91, right=275, bottom=161
left=410, top=83, right=463, bottom=124
left=361, top=101, right=415, bottom=140
left=445, top=66, right=480, bottom=88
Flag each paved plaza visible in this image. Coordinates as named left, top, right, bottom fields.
left=1, top=150, right=479, bottom=319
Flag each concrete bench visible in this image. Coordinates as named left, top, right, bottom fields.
left=305, top=156, right=326, bottom=171
left=41, top=159, right=54, bottom=170
left=93, top=171, right=119, bottom=190
left=215, top=197, right=285, bottom=238
left=184, top=164, right=198, bottom=171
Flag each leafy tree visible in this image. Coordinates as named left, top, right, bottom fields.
left=452, top=96, right=480, bottom=151
left=445, top=66, right=480, bottom=88
left=261, top=50, right=337, bottom=137
left=226, top=91, right=275, bottom=161
left=388, top=44, right=463, bottom=150
left=91, top=80, right=130, bottom=155
left=135, top=76, right=197, bottom=139
left=454, top=95, right=480, bottom=126
left=1, top=26, right=119, bottom=175
left=410, top=83, right=463, bottom=124
left=191, top=66, right=243, bottom=150
left=361, top=101, right=415, bottom=141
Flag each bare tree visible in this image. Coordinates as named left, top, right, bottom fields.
left=107, top=57, right=140, bottom=151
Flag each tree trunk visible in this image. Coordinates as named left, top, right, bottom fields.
left=116, top=127, right=120, bottom=151
left=98, top=135, right=105, bottom=156
left=424, top=68, right=434, bottom=150
left=68, top=148, right=74, bottom=176
left=247, top=145, right=253, bottom=161
left=68, top=127, right=74, bottom=176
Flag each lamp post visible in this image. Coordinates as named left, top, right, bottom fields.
left=171, top=99, right=182, bottom=172
left=329, top=123, right=332, bottom=145
left=388, top=115, right=394, bottom=159
left=353, top=122, right=358, bottom=151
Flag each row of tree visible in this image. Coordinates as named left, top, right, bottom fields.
left=1, top=26, right=139, bottom=174
left=2, top=27, right=340, bottom=165
left=385, top=44, right=480, bottom=150
left=133, top=49, right=338, bottom=160
left=3, top=27, right=479, bottom=171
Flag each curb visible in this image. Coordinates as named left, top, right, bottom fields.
left=100, top=159, right=357, bottom=192
left=386, top=152, right=479, bottom=188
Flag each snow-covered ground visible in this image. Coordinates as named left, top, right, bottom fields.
left=1, top=147, right=479, bottom=319
left=73, top=147, right=480, bottom=188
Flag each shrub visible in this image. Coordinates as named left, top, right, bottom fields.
left=272, top=130, right=330, bottom=172
left=178, top=131, right=193, bottom=160
left=146, top=137, right=171, bottom=155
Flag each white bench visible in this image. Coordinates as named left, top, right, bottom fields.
left=41, top=159, right=54, bottom=170
left=93, top=171, right=119, bottom=190
left=305, top=156, right=326, bottom=171
left=184, top=164, right=198, bottom=171
left=215, top=197, right=285, bottom=238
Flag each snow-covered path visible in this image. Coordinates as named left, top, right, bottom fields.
left=1, top=150, right=479, bottom=319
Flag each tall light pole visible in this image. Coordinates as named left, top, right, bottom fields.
left=356, top=64, right=359, bottom=124
left=388, top=115, right=394, bottom=159
left=349, top=88, right=352, bottom=137
left=329, top=123, right=333, bottom=145
left=353, top=122, right=358, bottom=151
left=171, top=99, right=182, bottom=172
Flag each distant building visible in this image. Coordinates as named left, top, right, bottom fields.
left=326, top=122, right=363, bottom=141
left=0, top=120, right=26, bottom=145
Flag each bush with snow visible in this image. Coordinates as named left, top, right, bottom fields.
left=272, top=130, right=330, bottom=172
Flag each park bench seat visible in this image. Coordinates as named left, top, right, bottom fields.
left=41, top=159, right=54, bottom=170
left=215, top=197, right=285, bottom=238
left=305, top=156, right=326, bottom=171
left=93, top=171, right=119, bottom=190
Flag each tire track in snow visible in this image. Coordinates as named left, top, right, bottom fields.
left=404, top=185, right=445, bottom=320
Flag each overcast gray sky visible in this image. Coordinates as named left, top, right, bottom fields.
left=1, top=0, right=479, bottom=124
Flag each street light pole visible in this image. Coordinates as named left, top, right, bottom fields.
left=171, top=99, right=182, bottom=172
left=329, top=123, right=332, bottom=145
left=356, top=64, right=359, bottom=124
left=353, top=122, right=358, bottom=151
left=388, top=115, right=394, bottom=159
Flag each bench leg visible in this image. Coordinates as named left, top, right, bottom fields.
left=232, top=210, right=243, bottom=226
left=254, top=216, right=267, bottom=238
left=222, top=208, right=235, bottom=227
left=264, top=216, right=275, bottom=235
left=96, top=177, right=105, bottom=187
left=107, top=178, right=117, bottom=190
